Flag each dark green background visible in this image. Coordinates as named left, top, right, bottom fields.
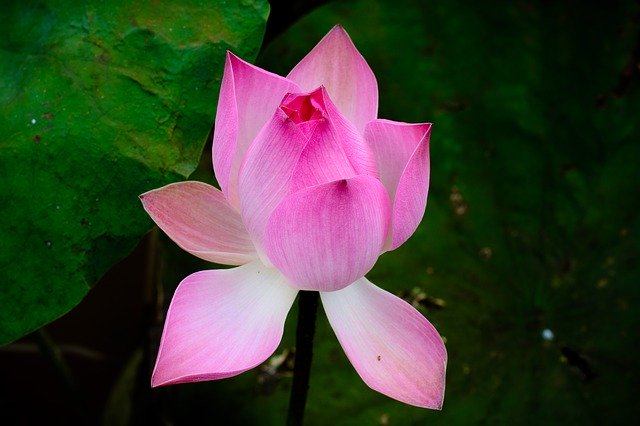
left=1, top=0, right=638, bottom=424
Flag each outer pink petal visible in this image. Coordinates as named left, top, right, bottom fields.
left=140, top=181, right=256, bottom=265
left=364, top=119, right=431, bottom=250
left=321, top=277, right=447, bottom=409
left=151, top=261, right=298, bottom=387
left=213, top=52, right=299, bottom=208
left=287, top=26, right=378, bottom=133
left=237, top=107, right=310, bottom=256
left=265, top=175, right=390, bottom=292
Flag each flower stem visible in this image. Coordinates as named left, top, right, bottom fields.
left=287, top=290, right=319, bottom=426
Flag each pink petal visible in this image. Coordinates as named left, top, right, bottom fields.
left=265, top=175, right=390, bottom=292
left=305, top=87, right=379, bottom=181
left=287, top=87, right=358, bottom=192
left=213, top=52, right=299, bottom=208
left=140, top=181, right=257, bottom=265
left=364, top=119, right=431, bottom=250
left=237, top=106, right=310, bottom=255
left=321, top=278, right=447, bottom=409
left=238, top=87, right=378, bottom=256
left=285, top=87, right=378, bottom=193
left=287, top=26, right=378, bottom=133
left=151, top=261, right=298, bottom=387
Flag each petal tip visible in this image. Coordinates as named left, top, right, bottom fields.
left=150, top=365, right=171, bottom=388
left=139, top=189, right=153, bottom=202
left=227, top=50, right=241, bottom=63
left=150, top=374, right=162, bottom=388
left=139, top=188, right=154, bottom=200
left=328, top=24, right=350, bottom=38
left=431, top=400, right=444, bottom=411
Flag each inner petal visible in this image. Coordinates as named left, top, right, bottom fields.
left=265, top=175, right=390, bottom=292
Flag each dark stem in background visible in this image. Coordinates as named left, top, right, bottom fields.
left=141, top=226, right=169, bottom=424
left=34, top=328, right=91, bottom=423
left=287, top=290, right=320, bottom=426
left=261, top=0, right=333, bottom=48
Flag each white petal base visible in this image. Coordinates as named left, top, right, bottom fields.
left=152, top=261, right=298, bottom=386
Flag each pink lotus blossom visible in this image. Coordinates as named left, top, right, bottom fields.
left=140, top=26, right=446, bottom=409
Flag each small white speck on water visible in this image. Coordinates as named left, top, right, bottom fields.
left=542, top=328, right=554, bottom=341
left=31, top=118, right=36, bottom=125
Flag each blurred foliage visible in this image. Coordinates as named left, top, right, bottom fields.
left=0, top=0, right=268, bottom=344
left=153, top=0, right=639, bottom=424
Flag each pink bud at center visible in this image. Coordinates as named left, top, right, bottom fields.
left=280, top=88, right=325, bottom=124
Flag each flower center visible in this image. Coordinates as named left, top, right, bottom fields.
left=280, top=88, right=325, bottom=124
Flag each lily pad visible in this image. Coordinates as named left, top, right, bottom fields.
left=0, top=0, right=268, bottom=345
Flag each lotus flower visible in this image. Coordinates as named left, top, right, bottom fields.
left=140, top=25, right=446, bottom=409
